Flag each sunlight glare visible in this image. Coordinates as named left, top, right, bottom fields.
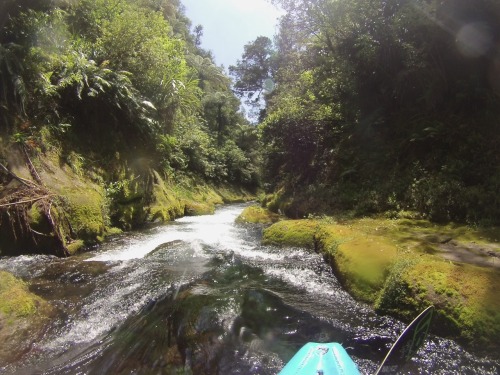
left=456, top=22, right=493, bottom=58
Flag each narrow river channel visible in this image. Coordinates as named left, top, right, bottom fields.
left=1, top=204, right=499, bottom=374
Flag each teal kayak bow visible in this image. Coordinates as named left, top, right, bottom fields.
left=279, top=306, right=434, bottom=375
left=279, top=342, right=360, bottom=375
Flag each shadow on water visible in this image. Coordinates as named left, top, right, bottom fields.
left=1, top=204, right=499, bottom=374
left=32, top=262, right=367, bottom=375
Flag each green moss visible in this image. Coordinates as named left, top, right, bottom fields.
left=170, top=179, right=255, bottom=217
left=0, top=271, right=53, bottom=365
left=184, top=201, right=214, bottom=216
left=121, top=176, right=144, bottom=202
left=262, top=190, right=286, bottom=213
left=112, top=174, right=255, bottom=226
left=27, top=202, right=57, bottom=241
left=176, top=183, right=223, bottom=206
left=106, top=227, right=123, bottom=236
left=263, top=220, right=398, bottom=301
left=0, top=271, right=46, bottom=319
left=146, top=172, right=185, bottom=223
left=114, top=204, right=140, bottom=229
left=236, top=205, right=281, bottom=224
left=337, top=238, right=396, bottom=302
left=260, top=215, right=500, bottom=349
left=315, top=223, right=398, bottom=302
left=28, top=203, right=45, bottom=231
left=214, top=185, right=255, bottom=203
left=375, top=257, right=422, bottom=318
left=66, top=239, right=85, bottom=255
left=144, top=174, right=255, bottom=221
left=403, top=259, right=500, bottom=346
left=180, top=186, right=221, bottom=215
left=262, top=220, right=319, bottom=249
left=63, top=188, right=106, bottom=241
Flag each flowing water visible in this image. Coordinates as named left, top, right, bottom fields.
left=0, top=204, right=499, bottom=374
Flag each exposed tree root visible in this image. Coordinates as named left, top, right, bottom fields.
left=0, top=161, right=72, bottom=256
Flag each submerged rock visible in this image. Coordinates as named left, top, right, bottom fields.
left=0, top=271, right=54, bottom=365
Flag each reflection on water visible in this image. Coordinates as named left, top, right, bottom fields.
left=1, top=204, right=499, bottom=374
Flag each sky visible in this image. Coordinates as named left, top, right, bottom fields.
left=181, top=0, right=284, bottom=71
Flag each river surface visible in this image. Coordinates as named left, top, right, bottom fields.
left=0, top=204, right=499, bottom=374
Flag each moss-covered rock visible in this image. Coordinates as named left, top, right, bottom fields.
left=0, top=271, right=44, bottom=319
left=236, top=205, right=281, bottom=224
left=0, top=271, right=53, bottom=364
left=263, top=219, right=398, bottom=302
left=382, top=258, right=500, bottom=348
left=66, top=239, right=85, bottom=255
left=262, top=220, right=319, bottom=249
left=27, top=150, right=109, bottom=250
left=323, top=224, right=397, bottom=303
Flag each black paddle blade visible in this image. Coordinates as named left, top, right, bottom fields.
left=375, top=305, right=434, bottom=375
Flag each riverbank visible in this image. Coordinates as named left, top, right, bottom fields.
left=238, top=205, right=500, bottom=352
left=0, top=141, right=256, bottom=360
left=0, top=143, right=255, bottom=257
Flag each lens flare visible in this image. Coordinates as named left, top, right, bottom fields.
left=456, top=22, right=493, bottom=58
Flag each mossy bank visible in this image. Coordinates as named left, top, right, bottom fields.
left=0, top=144, right=255, bottom=257
left=236, top=205, right=282, bottom=225
left=261, top=215, right=500, bottom=352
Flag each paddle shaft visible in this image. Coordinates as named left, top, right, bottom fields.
left=375, top=306, right=435, bottom=375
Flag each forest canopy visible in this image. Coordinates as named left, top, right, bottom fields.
left=230, top=0, right=500, bottom=224
left=2, top=0, right=500, bottom=226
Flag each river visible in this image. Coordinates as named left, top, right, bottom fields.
left=0, top=204, right=498, bottom=374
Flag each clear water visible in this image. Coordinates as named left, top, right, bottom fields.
left=0, top=204, right=498, bottom=374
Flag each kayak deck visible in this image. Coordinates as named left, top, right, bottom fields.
left=279, top=342, right=361, bottom=375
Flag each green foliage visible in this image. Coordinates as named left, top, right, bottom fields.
left=0, top=0, right=261, bottom=195
left=188, top=54, right=230, bottom=92
left=229, top=36, right=274, bottom=98
left=156, top=134, right=187, bottom=174
left=229, top=36, right=275, bottom=118
left=261, top=0, right=500, bottom=224
left=375, top=257, right=418, bottom=313
left=0, top=43, right=28, bottom=118
left=68, top=0, right=201, bottom=132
